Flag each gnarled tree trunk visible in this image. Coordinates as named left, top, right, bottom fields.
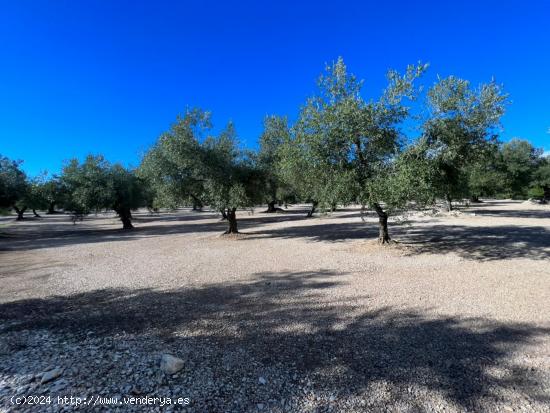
left=220, top=209, right=228, bottom=220
left=266, top=200, right=277, bottom=213
left=32, top=209, right=41, bottom=217
left=445, top=194, right=453, bottom=211
left=265, top=200, right=284, bottom=213
left=373, top=203, right=390, bottom=244
left=47, top=202, right=56, bottom=214
left=116, top=208, right=134, bottom=230
left=306, top=201, right=318, bottom=218
left=191, top=194, right=203, bottom=211
left=225, top=208, right=238, bottom=234
left=13, top=206, right=26, bottom=221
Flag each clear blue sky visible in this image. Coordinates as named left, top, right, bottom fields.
left=1, top=0, right=549, bottom=176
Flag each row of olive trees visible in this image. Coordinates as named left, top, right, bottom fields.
left=0, top=157, right=67, bottom=220
left=135, top=58, right=512, bottom=242
left=0, top=155, right=147, bottom=228
left=2, top=58, right=548, bottom=241
left=258, top=59, right=548, bottom=241
left=263, top=58, right=511, bottom=242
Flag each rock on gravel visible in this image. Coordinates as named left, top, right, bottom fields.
left=40, top=368, right=62, bottom=384
left=160, top=354, right=184, bottom=374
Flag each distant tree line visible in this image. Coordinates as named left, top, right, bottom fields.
left=1, top=58, right=548, bottom=242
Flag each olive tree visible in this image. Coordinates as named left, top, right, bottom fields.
left=364, top=141, right=439, bottom=242
left=40, top=176, right=68, bottom=214
left=465, top=143, right=505, bottom=201
left=200, top=122, right=263, bottom=233
left=140, top=109, right=262, bottom=234
left=0, top=156, right=53, bottom=220
left=139, top=109, right=210, bottom=210
left=464, top=139, right=545, bottom=200
left=531, top=155, right=550, bottom=200
left=257, top=116, right=294, bottom=212
left=62, top=155, right=144, bottom=229
left=499, top=139, right=542, bottom=199
left=279, top=58, right=365, bottom=217
left=423, top=76, right=508, bottom=210
left=0, top=155, right=29, bottom=219
left=26, top=176, right=51, bottom=217
left=279, top=58, right=427, bottom=242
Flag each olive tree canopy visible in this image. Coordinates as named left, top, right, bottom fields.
left=140, top=108, right=263, bottom=234
left=62, top=155, right=144, bottom=229
left=257, top=115, right=294, bottom=212
left=279, top=57, right=429, bottom=243
left=0, top=155, right=29, bottom=219
left=423, top=76, right=508, bottom=209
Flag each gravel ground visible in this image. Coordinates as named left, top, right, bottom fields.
left=0, top=200, right=549, bottom=412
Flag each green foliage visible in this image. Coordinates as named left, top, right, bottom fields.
left=25, top=175, right=51, bottom=212
left=499, top=139, right=542, bottom=198
left=139, top=109, right=209, bottom=209
left=424, top=76, right=508, bottom=203
left=200, top=122, right=262, bottom=212
left=466, top=143, right=505, bottom=198
left=140, top=108, right=262, bottom=217
left=40, top=176, right=69, bottom=212
left=527, top=186, right=545, bottom=200
left=461, top=139, right=548, bottom=200
left=0, top=156, right=68, bottom=218
left=0, top=155, right=28, bottom=209
left=363, top=141, right=438, bottom=213
left=279, top=57, right=428, bottom=216
left=532, top=156, right=550, bottom=194
left=257, top=116, right=295, bottom=205
left=62, top=155, right=114, bottom=213
left=62, top=155, right=144, bottom=228
left=109, top=164, right=146, bottom=213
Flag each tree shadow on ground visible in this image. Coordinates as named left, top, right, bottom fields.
left=1, top=270, right=548, bottom=411
left=245, top=219, right=550, bottom=261
left=0, top=255, right=72, bottom=280
left=2, top=209, right=549, bottom=262
left=0, top=217, right=231, bottom=252
left=468, top=208, right=550, bottom=219
left=0, top=209, right=314, bottom=252
left=245, top=221, right=384, bottom=242
left=400, top=224, right=550, bottom=261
